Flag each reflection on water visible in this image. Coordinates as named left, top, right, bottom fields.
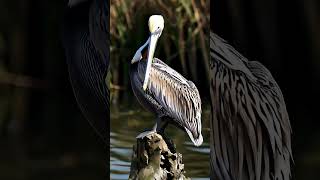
left=110, top=103, right=211, bottom=179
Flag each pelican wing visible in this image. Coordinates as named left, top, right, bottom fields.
left=209, top=32, right=292, bottom=180
left=145, top=58, right=202, bottom=138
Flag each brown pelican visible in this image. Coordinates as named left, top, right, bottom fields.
left=130, top=15, right=203, bottom=146
left=62, top=0, right=109, bottom=143
left=209, top=32, right=292, bottom=180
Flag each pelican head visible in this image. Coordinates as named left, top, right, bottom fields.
left=131, top=15, right=164, bottom=91
left=148, top=15, right=164, bottom=35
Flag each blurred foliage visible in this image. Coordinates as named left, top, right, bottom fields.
left=110, top=0, right=210, bottom=104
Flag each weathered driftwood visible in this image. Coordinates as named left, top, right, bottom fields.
left=129, top=132, right=190, bottom=180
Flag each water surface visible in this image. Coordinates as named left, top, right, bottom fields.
left=110, top=103, right=211, bottom=179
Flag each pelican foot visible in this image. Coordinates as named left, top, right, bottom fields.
left=136, top=130, right=157, bottom=139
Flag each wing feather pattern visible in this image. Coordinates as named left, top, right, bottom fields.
left=209, top=32, right=292, bottom=180
left=138, top=58, right=202, bottom=145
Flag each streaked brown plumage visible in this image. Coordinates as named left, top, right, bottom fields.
left=130, top=57, right=203, bottom=146
left=209, top=32, right=292, bottom=180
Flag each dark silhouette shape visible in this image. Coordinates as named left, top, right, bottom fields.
left=209, top=32, right=292, bottom=180
left=62, top=0, right=109, bottom=143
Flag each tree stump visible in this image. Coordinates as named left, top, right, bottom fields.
left=129, top=132, right=190, bottom=180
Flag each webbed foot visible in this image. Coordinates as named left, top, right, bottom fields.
left=136, top=130, right=157, bottom=139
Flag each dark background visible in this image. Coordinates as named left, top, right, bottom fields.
left=0, top=1, right=107, bottom=180
left=212, top=0, right=320, bottom=179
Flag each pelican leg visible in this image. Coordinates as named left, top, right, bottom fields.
left=136, top=117, right=161, bottom=139
left=157, top=117, right=176, bottom=153
left=158, top=121, right=168, bottom=133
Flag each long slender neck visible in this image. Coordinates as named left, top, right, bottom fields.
left=132, top=37, right=150, bottom=63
